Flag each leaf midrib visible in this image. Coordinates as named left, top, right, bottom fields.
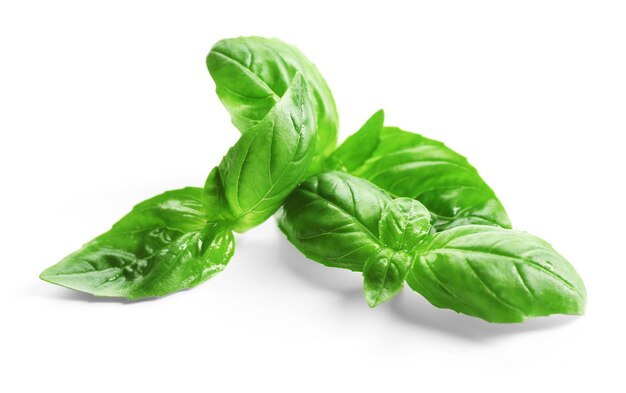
left=298, top=188, right=381, bottom=246
left=211, top=50, right=282, bottom=101
left=426, top=247, right=582, bottom=297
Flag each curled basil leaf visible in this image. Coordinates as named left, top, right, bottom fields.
left=207, top=36, right=338, bottom=173
left=407, top=225, right=587, bottom=322
left=40, top=188, right=234, bottom=299
left=204, top=73, right=316, bottom=233
left=333, top=111, right=511, bottom=231
left=278, top=171, right=431, bottom=306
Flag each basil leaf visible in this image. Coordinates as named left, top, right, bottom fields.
left=278, top=172, right=431, bottom=306
left=202, top=167, right=233, bottom=222
left=379, top=197, right=431, bottom=253
left=407, top=225, right=586, bottom=322
left=278, top=171, right=390, bottom=272
left=207, top=36, right=338, bottom=173
left=40, top=188, right=234, bottom=299
left=363, top=249, right=413, bottom=307
left=340, top=116, right=510, bottom=231
left=326, top=109, right=384, bottom=171
left=204, top=73, right=316, bottom=233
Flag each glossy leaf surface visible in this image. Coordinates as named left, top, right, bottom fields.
left=326, top=109, right=384, bottom=171
left=278, top=171, right=391, bottom=272
left=406, top=225, right=586, bottom=322
left=40, top=188, right=235, bottom=299
left=207, top=36, right=338, bottom=172
left=379, top=197, right=431, bottom=253
left=339, top=115, right=510, bottom=231
left=279, top=172, right=431, bottom=306
left=203, top=74, right=316, bottom=233
left=363, top=249, right=413, bottom=307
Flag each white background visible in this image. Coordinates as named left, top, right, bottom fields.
left=1, top=1, right=625, bottom=391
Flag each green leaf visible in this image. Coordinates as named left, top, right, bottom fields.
left=367, top=197, right=430, bottom=306
left=40, top=188, right=235, bottom=299
left=379, top=197, right=431, bottom=253
left=279, top=172, right=432, bottom=306
left=345, top=124, right=510, bottom=231
left=406, top=225, right=586, bottom=323
left=363, top=249, right=413, bottom=307
left=207, top=36, right=338, bottom=173
left=326, top=109, right=384, bottom=171
left=204, top=73, right=316, bottom=233
left=202, top=167, right=233, bottom=222
left=278, top=171, right=391, bottom=272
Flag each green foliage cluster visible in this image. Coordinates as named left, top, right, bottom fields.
left=41, top=37, right=585, bottom=323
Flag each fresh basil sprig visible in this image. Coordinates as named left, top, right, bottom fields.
left=41, top=35, right=586, bottom=324
left=278, top=171, right=431, bottom=306
left=41, top=72, right=317, bottom=298
left=278, top=172, right=586, bottom=322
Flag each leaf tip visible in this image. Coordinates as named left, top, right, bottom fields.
left=364, top=287, right=390, bottom=308
left=369, top=109, right=385, bottom=128
left=365, top=293, right=382, bottom=308
left=39, top=267, right=55, bottom=283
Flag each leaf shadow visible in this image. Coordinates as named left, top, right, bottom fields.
left=387, top=289, right=578, bottom=342
left=275, top=234, right=363, bottom=301
left=275, top=234, right=580, bottom=342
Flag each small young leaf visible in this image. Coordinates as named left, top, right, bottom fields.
left=406, top=225, right=587, bottom=323
left=379, top=197, right=431, bottom=253
left=207, top=36, right=338, bottom=173
left=363, top=249, right=413, bottom=307
left=327, top=109, right=384, bottom=171
left=40, top=188, right=234, bottom=299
